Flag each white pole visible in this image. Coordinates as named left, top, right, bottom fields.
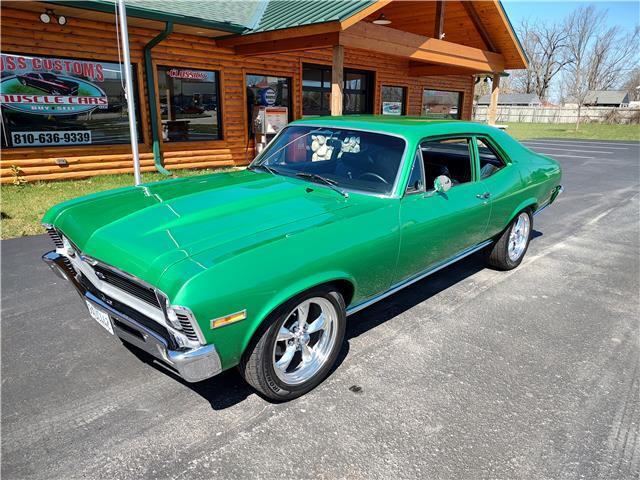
left=117, top=0, right=141, bottom=185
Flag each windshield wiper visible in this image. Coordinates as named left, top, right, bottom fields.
left=249, top=163, right=279, bottom=175
left=296, top=173, right=349, bottom=198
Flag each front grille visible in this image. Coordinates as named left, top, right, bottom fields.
left=176, top=312, right=199, bottom=342
left=93, top=264, right=161, bottom=308
left=78, top=274, right=177, bottom=349
left=47, top=227, right=76, bottom=275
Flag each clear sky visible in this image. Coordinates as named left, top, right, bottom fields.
left=502, top=0, right=639, bottom=34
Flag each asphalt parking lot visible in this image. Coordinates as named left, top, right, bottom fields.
left=2, top=138, right=639, bottom=480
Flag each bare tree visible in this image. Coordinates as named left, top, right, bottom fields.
left=587, top=26, right=640, bottom=91
left=511, top=19, right=570, bottom=101
left=562, top=6, right=603, bottom=130
left=622, top=67, right=640, bottom=101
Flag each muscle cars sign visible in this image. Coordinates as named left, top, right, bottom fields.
left=1, top=54, right=108, bottom=116
left=1, top=53, right=139, bottom=148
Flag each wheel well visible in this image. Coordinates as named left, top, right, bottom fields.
left=325, top=279, right=355, bottom=307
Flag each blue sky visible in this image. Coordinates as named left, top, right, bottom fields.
left=502, top=0, right=639, bottom=33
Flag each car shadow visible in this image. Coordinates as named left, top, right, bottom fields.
left=126, top=233, right=543, bottom=409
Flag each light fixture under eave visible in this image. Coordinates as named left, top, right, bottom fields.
left=58, top=15, right=67, bottom=26
left=372, top=13, right=391, bottom=25
left=39, top=9, right=53, bottom=24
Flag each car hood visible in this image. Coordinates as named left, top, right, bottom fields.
left=44, top=170, right=351, bottom=286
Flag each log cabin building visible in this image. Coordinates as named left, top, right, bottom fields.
left=0, top=0, right=527, bottom=183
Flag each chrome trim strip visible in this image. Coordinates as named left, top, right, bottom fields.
left=346, top=240, right=493, bottom=316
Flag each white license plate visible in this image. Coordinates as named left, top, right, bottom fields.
left=86, top=301, right=114, bottom=335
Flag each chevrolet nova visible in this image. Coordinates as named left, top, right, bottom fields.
left=42, top=117, right=562, bottom=400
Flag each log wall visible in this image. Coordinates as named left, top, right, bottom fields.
left=0, top=6, right=475, bottom=183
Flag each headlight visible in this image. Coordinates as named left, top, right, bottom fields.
left=62, top=235, right=76, bottom=257
left=166, top=306, right=182, bottom=330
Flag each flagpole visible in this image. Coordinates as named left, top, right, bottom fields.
left=117, top=0, right=141, bottom=185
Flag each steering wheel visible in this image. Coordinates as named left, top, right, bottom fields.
left=357, top=172, right=388, bottom=184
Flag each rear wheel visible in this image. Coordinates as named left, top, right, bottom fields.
left=487, top=210, right=532, bottom=270
left=240, top=287, right=346, bottom=401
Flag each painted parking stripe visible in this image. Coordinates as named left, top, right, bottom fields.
left=523, top=140, right=639, bottom=147
left=528, top=147, right=612, bottom=154
left=523, top=141, right=629, bottom=150
left=538, top=154, right=594, bottom=159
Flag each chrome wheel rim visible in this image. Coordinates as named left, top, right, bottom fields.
left=508, top=212, right=530, bottom=262
left=272, top=297, right=338, bottom=385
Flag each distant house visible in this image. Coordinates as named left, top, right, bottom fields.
left=477, top=93, right=542, bottom=106
left=566, top=90, right=630, bottom=107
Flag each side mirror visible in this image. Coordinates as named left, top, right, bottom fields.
left=433, top=175, right=452, bottom=194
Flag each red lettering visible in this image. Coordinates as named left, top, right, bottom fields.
left=31, top=58, right=42, bottom=70
left=82, top=63, right=95, bottom=80
left=72, top=62, right=82, bottom=75
left=63, top=60, right=73, bottom=73
left=95, top=64, right=104, bottom=82
left=17, top=57, right=27, bottom=69
left=53, top=60, right=63, bottom=72
left=43, top=59, right=53, bottom=70
left=3, top=56, right=16, bottom=71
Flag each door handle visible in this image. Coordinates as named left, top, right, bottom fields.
left=476, top=192, right=491, bottom=200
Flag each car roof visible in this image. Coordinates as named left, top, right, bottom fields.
left=290, top=115, right=504, bottom=140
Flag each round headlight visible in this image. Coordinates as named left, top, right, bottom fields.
left=62, top=236, right=76, bottom=257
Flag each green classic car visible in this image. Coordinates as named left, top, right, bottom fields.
left=42, top=116, right=562, bottom=400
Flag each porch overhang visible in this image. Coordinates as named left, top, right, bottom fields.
left=218, top=19, right=506, bottom=75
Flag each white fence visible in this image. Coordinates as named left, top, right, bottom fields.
left=473, top=105, right=640, bottom=124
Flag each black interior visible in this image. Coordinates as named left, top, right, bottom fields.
left=420, top=141, right=472, bottom=188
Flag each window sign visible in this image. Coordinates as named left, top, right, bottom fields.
left=157, top=66, right=221, bottom=142
left=1, top=53, right=141, bottom=148
left=422, top=89, right=462, bottom=119
left=381, top=86, right=406, bottom=115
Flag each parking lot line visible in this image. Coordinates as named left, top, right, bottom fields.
left=523, top=140, right=639, bottom=148
left=537, top=153, right=594, bottom=159
left=522, top=141, right=630, bottom=150
left=528, top=147, right=612, bottom=155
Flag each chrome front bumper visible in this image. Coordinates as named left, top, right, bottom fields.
left=42, top=250, right=222, bottom=382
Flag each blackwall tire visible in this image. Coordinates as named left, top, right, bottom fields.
left=240, top=286, right=346, bottom=401
left=487, top=210, right=533, bottom=271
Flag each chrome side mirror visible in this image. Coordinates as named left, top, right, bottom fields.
left=434, top=175, right=452, bottom=194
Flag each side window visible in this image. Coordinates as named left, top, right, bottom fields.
left=420, top=138, right=472, bottom=190
left=477, top=138, right=506, bottom=179
left=405, top=150, right=425, bottom=194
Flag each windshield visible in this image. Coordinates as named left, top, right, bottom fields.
left=251, top=126, right=406, bottom=195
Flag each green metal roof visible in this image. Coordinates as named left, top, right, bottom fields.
left=48, top=0, right=376, bottom=34
left=251, top=0, right=376, bottom=33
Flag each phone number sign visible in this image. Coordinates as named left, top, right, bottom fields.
left=11, top=130, right=92, bottom=147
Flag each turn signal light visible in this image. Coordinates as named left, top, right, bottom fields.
left=210, top=310, right=247, bottom=329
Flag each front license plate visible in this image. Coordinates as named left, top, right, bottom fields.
left=86, top=301, right=114, bottom=335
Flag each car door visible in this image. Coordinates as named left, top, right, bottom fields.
left=473, top=136, right=522, bottom=238
left=394, top=137, right=491, bottom=284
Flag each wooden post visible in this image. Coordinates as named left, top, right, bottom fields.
left=487, top=73, right=500, bottom=125
left=331, top=45, right=344, bottom=116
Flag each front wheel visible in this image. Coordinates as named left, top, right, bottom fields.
left=240, top=287, right=346, bottom=401
left=487, top=210, right=532, bottom=270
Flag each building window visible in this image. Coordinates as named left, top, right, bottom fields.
left=1, top=53, right=141, bottom=148
left=302, top=65, right=331, bottom=116
left=381, top=85, right=407, bottom=115
left=302, top=65, right=374, bottom=116
left=246, top=74, right=291, bottom=135
left=343, top=69, right=373, bottom=115
left=156, top=66, right=221, bottom=142
left=422, top=89, right=462, bottom=119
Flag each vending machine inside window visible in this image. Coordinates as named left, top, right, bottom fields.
left=252, top=106, right=288, bottom=154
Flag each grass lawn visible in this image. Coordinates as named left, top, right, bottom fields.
left=505, top=122, right=640, bottom=141
left=0, top=167, right=237, bottom=239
